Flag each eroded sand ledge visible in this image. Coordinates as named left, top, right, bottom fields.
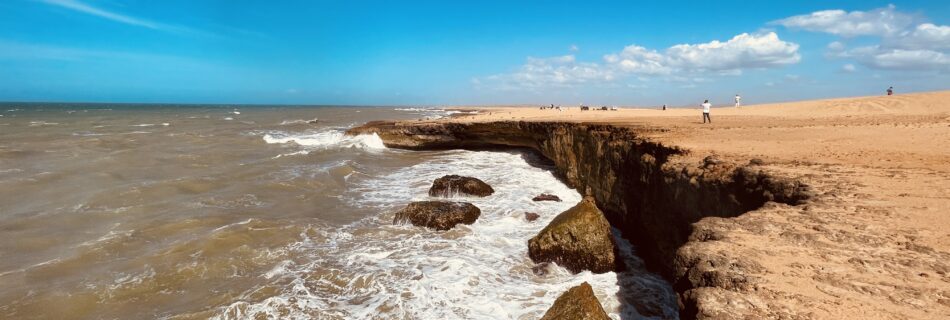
left=349, top=91, right=950, bottom=319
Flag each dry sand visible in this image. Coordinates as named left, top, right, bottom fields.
left=442, top=91, right=950, bottom=318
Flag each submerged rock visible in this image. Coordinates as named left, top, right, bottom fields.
left=528, top=198, right=618, bottom=273
left=532, top=193, right=562, bottom=202
left=525, top=212, right=541, bottom=222
left=428, top=175, right=494, bottom=197
left=540, top=282, right=610, bottom=320
left=393, top=201, right=480, bottom=231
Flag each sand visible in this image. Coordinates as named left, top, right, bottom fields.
left=440, top=91, right=950, bottom=318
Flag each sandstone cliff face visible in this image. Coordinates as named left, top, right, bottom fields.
left=348, top=121, right=812, bottom=318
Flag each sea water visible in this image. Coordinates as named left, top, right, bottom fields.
left=0, top=103, right=676, bottom=319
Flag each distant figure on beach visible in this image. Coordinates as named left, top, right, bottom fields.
left=701, top=99, right=711, bottom=124
left=735, top=94, right=742, bottom=108
left=887, top=87, right=894, bottom=96
left=662, top=104, right=667, bottom=111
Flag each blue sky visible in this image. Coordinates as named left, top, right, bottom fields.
left=0, top=0, right=948, bottom=106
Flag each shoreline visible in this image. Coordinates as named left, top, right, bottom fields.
left=350, top=90, right=950, bottom=319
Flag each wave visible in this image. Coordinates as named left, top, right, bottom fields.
left=29, top=121, right=59, bottom=126
left=262, top=129, right=387, bottom=154
left=211, top=150, right=677, bottom=319
left=279, top=118, right=320, bottom=126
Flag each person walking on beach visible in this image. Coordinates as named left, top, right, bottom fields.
left=701, top=99, right=712, bottom=124
left=887, top=87, right=894, bottom=96
left=735, top=94, right=742, bottom=108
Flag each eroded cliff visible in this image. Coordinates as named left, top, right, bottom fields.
left=348, top=120, right=813, bottom=318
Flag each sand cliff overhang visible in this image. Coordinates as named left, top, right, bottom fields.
left=347, top=120, right=813, bottom=318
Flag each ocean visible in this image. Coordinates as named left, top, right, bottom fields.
left=0, top=103, right=676, bottom=319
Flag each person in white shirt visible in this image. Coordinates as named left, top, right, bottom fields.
left=701, top=99, right=711, bottom=124
left=735, top=94, right=741, bottom=108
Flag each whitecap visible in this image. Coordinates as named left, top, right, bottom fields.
left=262, top=129, right=386, bottom=152
left=279, top=118, right=319, bottom=125
left=212, top=150, right=677, bottom=319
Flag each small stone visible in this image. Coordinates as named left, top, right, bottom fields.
left=532, top=193, right=562, bottom=202
left=429, top=175, right=494, bottom=197
left=703, top=155, right=722, bottom=167
left=749, top=158, right=765, bottom=165
left=525, top=212, right=541, bottom=221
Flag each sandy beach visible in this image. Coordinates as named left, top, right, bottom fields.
left=403, top=90, right=950, bottom=318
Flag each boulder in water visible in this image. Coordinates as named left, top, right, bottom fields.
left=532, top=193, right=561, bottom=202
left=525, top=212, right=541, bottom=222
left=540, top=282, right=610, bottom=320
left=393, top=201, right=480, bottom=231
left=428, top=175, right=494, bottom=197
left=528, top=198, right=618, bottom=273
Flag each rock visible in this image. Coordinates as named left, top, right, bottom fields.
left=532, top=262, right=551, bottom=276
left=532, top=193, right=562, bottom=202
left=393, top=201, right=480, bottom=231
left=703, top=155, right=722, bottom=167
left=540, top=282, right=610, bottom=320
left=528, top=199, right=618, bottom=273
left=749, top=158, right=765, bottom=166
left=428, top=175, right=494, bottom=197
left=525, top=212, right=541, bottom=221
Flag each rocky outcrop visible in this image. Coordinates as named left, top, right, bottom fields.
left=393, top=201, right=480, bottom=231
left=349, top=121, right=812, bottom=318
left=532, top=193, right=562, bottom=202
left=528, top=199, right=618, bottom=274
left=428, top=175, right=494, bottom=197
left=540, top=282, right=611, bottom=320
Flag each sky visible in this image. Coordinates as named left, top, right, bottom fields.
left=0, top=0, right=948, bottom=106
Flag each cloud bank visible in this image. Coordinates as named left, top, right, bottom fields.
left=776, top=5, right=949, bottom=72
left=482, top=32, right=799, bottom=89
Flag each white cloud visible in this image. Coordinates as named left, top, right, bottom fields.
left=40, top=0, right=209, bottom=36
left=605, top=32, right=799, bottom=73
left=482, top=55, right=616, bottom=90
left=842, top=63, right=856, bottom=72
left=663, top=32, right=800, bottom=70
left=833, top=45, right=950, bottom=71
left=888, top=23, right=950, bottom=50
left=481, top=32, right=800, bottom=89
left=865, top=49, right=950, bottom=70
left=778, top=6, right=949, bottom=72
left=827, top=41, right=846, bottom=51
left=604, top=45, right=670, bottom=74
left=773, top=5, right=915, bottom=37
left=569, top=44, right=579, bottom=52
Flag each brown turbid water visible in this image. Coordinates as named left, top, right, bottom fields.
left=0, top=103, right=676, bottom=319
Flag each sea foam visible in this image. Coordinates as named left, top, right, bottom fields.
left=213, top=150, right=677, bottom=319
left=262, top=129, right=386, bottom=153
